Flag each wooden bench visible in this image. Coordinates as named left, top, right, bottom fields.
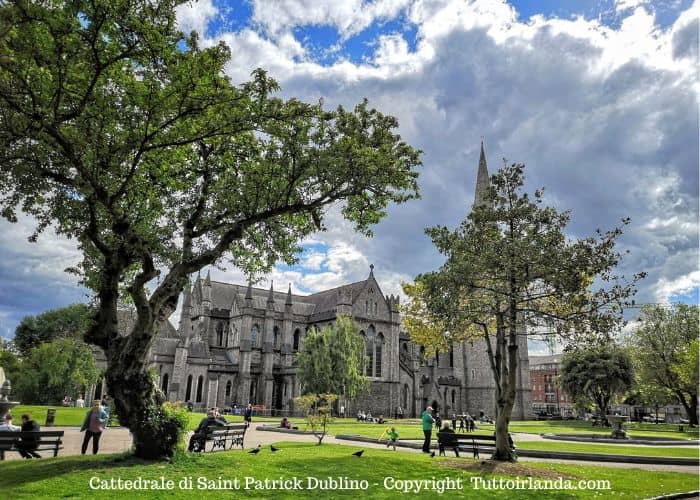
left=202, top=423, right=247, bottom=452
left=437, top=432, right=497, bottom=458
left=0, top=431, right=64, bottom=459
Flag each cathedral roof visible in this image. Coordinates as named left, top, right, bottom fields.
left=116, top=309, right=178, bottom=338
left=304, top=280, right=366, bottom=315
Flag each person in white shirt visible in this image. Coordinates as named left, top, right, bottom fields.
left=76, top=395, right=85, bottom=408
left=0, top=414, right=21, bottom=431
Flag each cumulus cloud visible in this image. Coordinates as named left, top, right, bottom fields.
left=2, top=0, right=697, bottom=341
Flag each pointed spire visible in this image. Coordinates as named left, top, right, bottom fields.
left=474, top=139, right=490, bottom=207
left=369, top=263, right=374, bottom=278
left=205, top=269, right=211, bottom=286
left=267, top=281, right=275, bottom=303
left=183, top=283, right=192, bottom=309
left=286, top=283, right=293, bottom=306
left=245, top=280, right=253, bottom=300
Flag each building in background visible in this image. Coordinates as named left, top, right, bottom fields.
left=90, top=144, right=532, bottom=419
left=529, top=354, right=574, bottom=418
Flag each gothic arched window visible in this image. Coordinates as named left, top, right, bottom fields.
left=365, top=327, right=375, bottom=376
left=375, top=332, right=384, bottom=377
left=273, top=326, right=280, bottom=349
left=161, top=373, right=169, bottom=393
left=251, top=324, right=259, bottom=347
left=225, top=380, right=232, bottom=397
left=403, top=384, right=409, bottom=409
left=419, top=346, right=425, bottom=366
left=451, top=389, right=456, bottom=405
left=293, top=329, right=300, bottom=351
left=216, top=322, right=225, bottom=346
left=185, top=375, right=193, bottom=402
left=449, top=346, right=454, bottom=367
left=196, top=375, right=204, bottom=402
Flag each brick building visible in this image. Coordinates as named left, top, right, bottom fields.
left=529, top=354, right=574, bottom=417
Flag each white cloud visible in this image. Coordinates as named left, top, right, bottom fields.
left=654, top=270, right=700, bottom=303
left=250, top=0, right=412, bottom=39
left=175, top=0, right=218, bottom=36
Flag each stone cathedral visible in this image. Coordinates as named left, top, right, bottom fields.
left=93, top=145, right=531, bottom=419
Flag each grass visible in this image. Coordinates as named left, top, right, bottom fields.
left=10, top=405, right=104, bottom=427
left=0, top=442, right=696, bottom=499
left=516, top=441, right=699, bottom=458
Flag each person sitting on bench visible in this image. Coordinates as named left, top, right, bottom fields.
left=438, top=422, right=459, bottom=457
left=188, top=410, right=227, bottom=452
left=17, top=414, right=41, bottom=459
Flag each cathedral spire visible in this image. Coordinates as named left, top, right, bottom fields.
left=369, top=263, right=375, bottom=278
left=245, top=280, right=253, bottom=301
left=474, top=139, right=490, bottom=207
left=286, top=283, right=293, bottom=306
left=267, top=281, right=275, bottom=303
left=179, top=282, right=194, bottom=341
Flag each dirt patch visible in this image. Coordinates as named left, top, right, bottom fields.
left=439, top=459, right=578, bottom=480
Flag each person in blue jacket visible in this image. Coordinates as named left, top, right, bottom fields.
left=81, top=400, right=109, bottom=455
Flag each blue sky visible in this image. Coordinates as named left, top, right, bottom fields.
left=0, top=0, right=697, bottom=349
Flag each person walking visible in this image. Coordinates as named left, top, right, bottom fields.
left=451, top=413, right=457, bottom=431
left=458, top=416, right=466, bottom=433
left=421, top=406, right=435, bottom=453
left=81, top=400, right=108, bottom=455
left=243, top=403, right=253, bottom=425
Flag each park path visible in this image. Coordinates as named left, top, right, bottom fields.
left=1, top=425, right=696, bottom=474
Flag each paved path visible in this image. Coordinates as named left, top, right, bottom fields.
left=3, top=426, right=697, bottom=474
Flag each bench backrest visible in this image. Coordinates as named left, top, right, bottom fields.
left=206, top=424, right=247, bottom=435
left=0, top=431, right=64, bottom=449
left=437, top=432, right=497, bottom=444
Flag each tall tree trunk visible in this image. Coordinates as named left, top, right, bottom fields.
left=676, top=391, right=698, bottom=426
left=492, top=315, right=518, bottom=461
left=101, top=309, right=183, bottom=459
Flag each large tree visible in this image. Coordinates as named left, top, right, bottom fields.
left=295, top=316, right=368, bottom=444
left=296, top=315, right=369, bottom=398
left=0, top=0, right=420, bottom=458
left=628, top=304, right=699, bottom=425
left=14, top=337, right=101, bottom=404
left=402, top=163, right=643, bottom=461
left=560, top=344, right=635, bottom=424
left=14, top=303, right=93, bottom=357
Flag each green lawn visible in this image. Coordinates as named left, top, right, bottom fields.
left=517, top=441, right=699, bottom=459
left=0, top=442, right=696, bottom=499
left=10, top=405, right=103, bottom=427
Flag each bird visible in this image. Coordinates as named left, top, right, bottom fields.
left=430, top=451, right=435, bottom=458
left=352, top=450, right=364, bottom=457
left=270, top=445, right=280, bottom=452
left=249, top=445, right=261, bottom=454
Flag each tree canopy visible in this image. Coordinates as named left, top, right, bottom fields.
left=402, top=162, right=643, bottom=460
left=560, top=344, right=635, bottom=422
left=627, top=304, right=699, bottom=425
left=15, top=337, right=100, bottom=404
left=296, top=316, right=368, bottom=399
left=14, top=303, right=93, bottom=357
left=0, top=0, right=420, bottom=458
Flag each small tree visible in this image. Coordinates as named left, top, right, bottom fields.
left=403, top=163, right=643, bottom=461
left=295, top=316, right=368, bottom=443
left=14, top=304, right=93, bottom=357
left=629, top=304, right=699, bottom=426
left=294, top=393, right=337, bottom=445
left=15, top=338, right=101, bottom=404
left=560, top=344, right=635, bottom=424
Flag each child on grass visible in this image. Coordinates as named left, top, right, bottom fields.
left=386, top=427, right=399, bottom=451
